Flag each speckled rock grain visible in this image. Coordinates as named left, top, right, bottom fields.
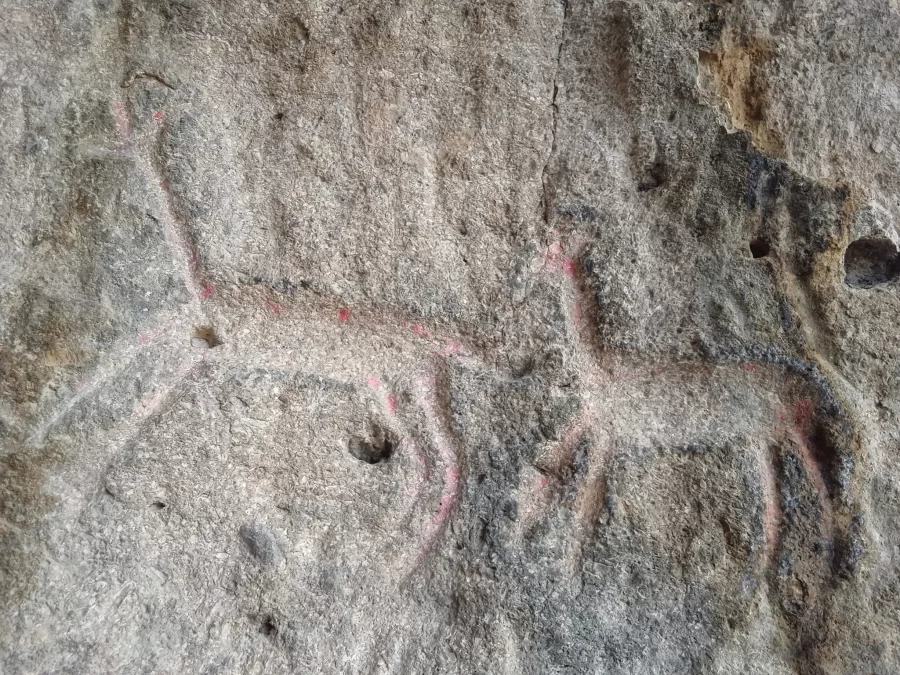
left=2, top=1, right=900, bottom=673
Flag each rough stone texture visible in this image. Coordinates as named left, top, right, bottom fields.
left=2, top=1, right=900, bottom=673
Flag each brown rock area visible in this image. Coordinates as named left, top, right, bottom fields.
left=2, top=1, right=900, bottom=673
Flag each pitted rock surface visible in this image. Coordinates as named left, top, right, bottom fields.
left=2, top=1, right=900, bottom=673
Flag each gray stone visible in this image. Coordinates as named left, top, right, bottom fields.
left=238, top=523, right=283, bottom=566
left=2, top=0, right=900, bottom=673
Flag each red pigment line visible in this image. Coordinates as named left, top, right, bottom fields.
left=31, top=314, right=186, bottom=445
left=543, top=239, right=582, bottom=280
left=132, top=108, right=206, bottom=304
left=398, top=321, right=482, bottom=365
left=438, top=339, right=460, bottom=357
left=543, top=239, right=601, bottom=368
left=265, top=299, right=283, bottom=315
left=412, top=443, right=430, bottom=473
left=155, top=178, right=206, bottom=296
left=544, top=241, right=565, bottom=267
left=417, top=465, right=459, bottom=559
left=339, top=308, right=351, bottom=323
left=365, top=375, right=399, bottom=417
left=361, top=375, right=426, bottom=501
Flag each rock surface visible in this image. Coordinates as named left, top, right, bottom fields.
left=2, top=1, right=900, bottom=673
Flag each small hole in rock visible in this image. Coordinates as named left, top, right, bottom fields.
left=503, top=499, right=518, bottom=521
left=151, top=501, right=167, bottom=510
left=749, top=238, right=770, bottom=258
left=260, top=616, right=278, bottom=636
left=844, top=237, right=900, bottom=288
left=637, top=160, right=666, bottom=192
left=347, top=432, right=394, bottom=465
left=192, top=325, right=220, bottom=349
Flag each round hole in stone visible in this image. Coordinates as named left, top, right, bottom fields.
left=192, top=325, right=220, bottom=348
left=844, top=237, right=900, bottom=288
left=347, top=434, right=393, bottom=465
left=151, top=501, right=167, bottom=510
left=260, top=616, right=278, bottom=637
left=749, top=238, right=771, bottom=259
